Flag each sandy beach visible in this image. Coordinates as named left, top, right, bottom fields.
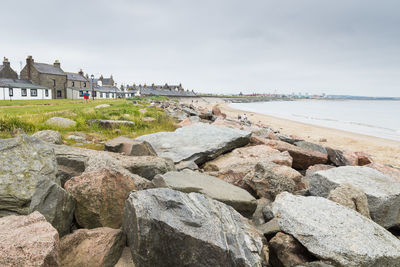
left=181, top=97, right=400, bottom=167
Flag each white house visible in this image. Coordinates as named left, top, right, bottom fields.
left=0, top=78, right=52, bottom=100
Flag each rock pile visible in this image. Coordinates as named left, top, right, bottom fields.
left=1, top=99, right=400, bottom=266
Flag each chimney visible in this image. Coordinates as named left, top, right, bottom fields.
left=78, top=69, right=84, bottom=76
left=54, top=60, right=60, bottom=68
left=26, top=55, right=34, bottom=65
left=3, top=57, right=10, bottom=67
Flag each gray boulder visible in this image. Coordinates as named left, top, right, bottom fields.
left=29, top=179, right=75, bottom=237
left=294, top=141, right=327, bottom=155
left=88, top=119, right=134, bottom=128
left=309, top=166, right=400, bottom=228
left=136, top=124, right=251, bottom=165
left=32, top=130, right=62, bottom=144
left=122, top=188, right=267, bottom=267
left=273, top=192, right=400, bottom=267
left=45, top=117, right=76, bottom=128
left=105, top=136, right=157, bottom=156
left=0, top=135, right=58, bottom=216
left=153, top=169, right=257, bottom=217
left=53, top=145, right=175, bottom=189
left=326, top=147, right=349, bottom=166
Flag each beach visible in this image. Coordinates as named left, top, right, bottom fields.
left=182, top=97, right=400, bottom=167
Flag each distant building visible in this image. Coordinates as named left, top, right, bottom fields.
left=0, top=78, right=51, bottom=100
left=20, top=56, right=67, bottom=99
left=0, top=57, right=18, bottom=79
left=66, top=70, right=90, bottom=99
left=98, top=75, right=115, bottom=86
left=130, top=83, right=197, bottom=97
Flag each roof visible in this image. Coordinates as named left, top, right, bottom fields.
left=0, top=65, right=4, bottom=72
left=0, top=78, right=49, bottom=89
left=139, top=87, right=197, bottom=97
left=94, top=85, right=121, bottom=92
left=102, top=78, right=112, bottom=84
left=66, top=72, right=87, bottom=82
left=33, top=63, right=66, bottom=76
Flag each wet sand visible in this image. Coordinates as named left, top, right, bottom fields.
left=181, top=97, right=400, bottom=167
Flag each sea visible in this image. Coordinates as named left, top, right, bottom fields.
left=230, top=100, right=400, bottom=141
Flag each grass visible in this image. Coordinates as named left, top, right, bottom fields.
left=0, top=98, right=177, bottom=149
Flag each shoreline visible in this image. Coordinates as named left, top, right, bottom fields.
left=180, top=97, right=400, bottom=167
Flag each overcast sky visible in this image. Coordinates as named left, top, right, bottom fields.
left=1, top=0, right=399, bottom=96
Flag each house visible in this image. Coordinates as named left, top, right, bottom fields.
left=98, top=75, right=115, bottom=86
left=20, top=56, right=67, bottom=99
left=0, top=78, right=51, bottom=100
left=0, top=57, right=18, bottom=79
left=66, top=70, right=90, bottom=99
left=131, top=83, right=197, bottom=97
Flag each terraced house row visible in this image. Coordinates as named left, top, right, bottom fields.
left=0, top=56, right=127, bottom=100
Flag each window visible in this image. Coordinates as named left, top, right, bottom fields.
left=21, top=89, right=27, bottom=96
left=106, top=93, right=109, bottom=98
left=79, top=91, right=83, bottom=97
left=45, top=89, right=49, bottom=97
left=57, top=90, right=62, bottom=98
left=84, top=82, right=87, bottom=88
left=31, top=89, right=37, bottom=97
left=53, top=79, right=56, bottom=87
left=72, top=81, right=75, bottom=87
left=9, top=88, right=13, bottom=96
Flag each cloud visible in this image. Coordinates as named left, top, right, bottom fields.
left=1, top=0, right=399, bottom=96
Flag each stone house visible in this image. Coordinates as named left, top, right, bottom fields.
left=20, top=56, right=67, bottom=99
left=99, top=75, right=115, bottom=86
left=0, top=57, right=18, bottom=79
left=66, top=70, right=90, bottom=99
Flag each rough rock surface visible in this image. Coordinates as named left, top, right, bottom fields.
left=0, top=211, right=59, bottom=266
left=256, top=139, right=327, bottom=170
left=115, top=247, right=135, bottom=267
left=153, top=169, right=257, bottom=217
left=294, top=141, right=327, bottom=155
left=105, top=136, right=157, bottom=156
left=273, top=192, right=400, bottom=267
left=355, top=152, right=373, bottom=166
left=123, top=188, right=267, bottom=267
left=343, top=151, right=359, bottom=166
left=328, top=183, right=371, bottom=218
left=89, top=119, right=134, bottom=128
left=175, top=160, right=199, bottom=171
left=269, top=232, right=314, bottom=267
left=32, top=130, right=63, bottom=144
left=0, top=135, right=58, bottom=216
left=212, top=117, right=243, bottom=130
left=309, top=166, right=400, bottom=228
left=366, top=163, right=400, bottom=183
left=45, top=117, right=77, bottom=128
left=29, top=180, right=75, bottom=236
left=65, top=168, right=136, bottom=229
left=136, top=124, right=251, bottom=164
left=245, top=162, right=304, bottom=200
left=305, top=164, right=335, bottom=177
left=326, top=147, right=349, bottom=166
left=54, top=144, right=174, bottom=189
left=60, top=227, right=125, bottom=267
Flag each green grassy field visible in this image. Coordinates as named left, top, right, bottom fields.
left=0, top=98, right=176, bottom=149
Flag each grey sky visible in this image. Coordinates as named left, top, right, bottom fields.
left=1, top=0, right=399, bottom=96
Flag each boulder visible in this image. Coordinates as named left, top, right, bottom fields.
left=122, top=188, right=267, bottom=267
left=252, top=198, right=272, bottom=225
left=105, top=136, right=157, bottom=156
left=212, top=105, right=223, bottom=116
left=32, top=130, right=62, bottom=144
left=355, top=152, right=373, bottom=166
left=89, top=119, right=134, bottom=128
left=305, top=164, right=335, bottom=177
left=153, top=169, right=257, bottom=217
left=167, top=109, right=188, bottom=121
left=244, top=162, right=304, bottom=200
left=326, top=147, right=349, bottom=166
left=45, top=117, right=76, bottom=128
left=0, top=135, right=58, bottom=216
left=343, top=151, right=359, bottom=166
left=212, top=117, right=243, bottom=130
left=255, top=139, right=327, bottom=170
left=272, top=192, right=400, bottom=267
left=95, top=104, right=111, bottom=109
left=294, top=141, right=327, bottom=155
left=65, top=168, right=136, bottom=229
left=309, top=166, right=400, bottom=228
left=269, top=232, right=314, bottom=267
left=175, top=160, right=199, bottom=171
left=366, top=163, right=400, bottom=183
left=257, top=218, right=281, bottom=239
left=142, top=116, right=156, bottom=122
left=327, top=183, right=370, bottom=218
left=29, top=180, right=75, bottom=237
left=53, top=144, right=174, bottom=189
left=0, top=211, right=59, bottom=266
left=277, top=134, right=304, bottom=144
left=60, top=227, right=125, bottom=267
left=136, top=124, right=251, bottom=165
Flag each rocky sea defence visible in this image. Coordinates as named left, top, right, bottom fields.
left=0, top=99, right=400, bottom=266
